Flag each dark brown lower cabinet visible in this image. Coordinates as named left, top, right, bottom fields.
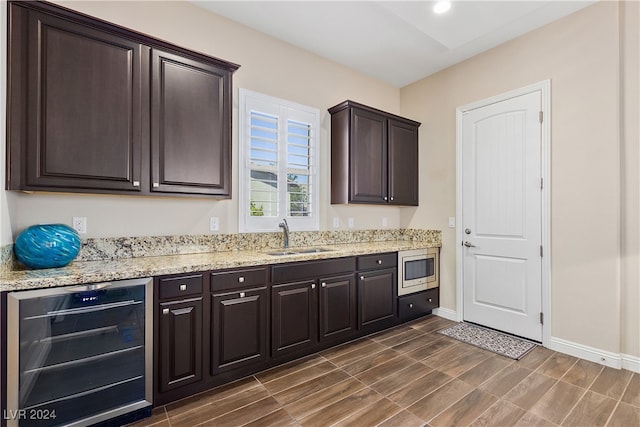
left=319, top=274, right=356, bottom=343
left=358, top=268, right=397, bottom=329
left=158, top=297, right=203, bottom=392
left=211, top=287, right=268, bottom=374
left=271, top=281, right=318, bottom=358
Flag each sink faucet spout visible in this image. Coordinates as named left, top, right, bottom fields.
left=279, top=218, right=290, bottom=249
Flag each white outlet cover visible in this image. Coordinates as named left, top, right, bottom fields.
left=348, top=217, right=354, bottom=228
left=448, top=217, right=456, bottom=228
left=210, top=217, right=220, bottom=231
left=332, top=217, right=340, bottom=228
left=72, top=217, right=87, bottom=234
left=382, top=217, right=388, bottom=227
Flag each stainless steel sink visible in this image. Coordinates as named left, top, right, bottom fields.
left=295, top=248, right=333, bottom=254
left=266, top=250, right=300, bottom=256
left=265, top=247, right=334, bottom=256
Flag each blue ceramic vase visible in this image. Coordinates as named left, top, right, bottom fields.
left=14, top=224, right=81, bottom=269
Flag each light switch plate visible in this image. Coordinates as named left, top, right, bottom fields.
left=348, top=217, right=354, bottom=228
left=448, top=217, right=456, bottom=228
left=382, top=217, right=388, bottom=227
left=333, top=217, right=340, bottom=228
left=210, top=217, right=219, bottom=231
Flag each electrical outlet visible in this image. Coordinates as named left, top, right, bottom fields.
left=448, top=217, right=456, bottom=228
left=209, top=217, right=219, bottom=231
left=72, top=217, right=87, bottom=234
left=332, top=217, right=340, bottom=228
left=382, top=217, right=388, bottom=227
left=348, top=217, right=354, bottom=228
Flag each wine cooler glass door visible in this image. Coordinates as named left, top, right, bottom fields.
left=7, top=278, right=153, bottom=427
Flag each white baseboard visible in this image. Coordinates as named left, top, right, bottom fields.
left=432, top=307, right=458, bottom=322
left=621, top=353, right=640, bottom=373
left=547, top=337, right=640, bottom=372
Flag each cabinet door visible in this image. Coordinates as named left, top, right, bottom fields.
left=158, top=298, right=203, bottom=392
left=211, top=287, right=268, bottom=374
left=151, top=49, right=232, bottom=196
left=349, top=108, right=388, bottom=203
left=319, top=274, right=356, bottom=343
left=8, top=6, right=147, bottom=192
left=358, top=269, right=398, bottom=329
left=271, top=281, right=318, bottom=358
left=388, top=119, right=419, bottom=206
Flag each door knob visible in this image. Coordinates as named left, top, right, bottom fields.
left=463, top=241, right=476, bottom=248
left=465, top=228, right=472, bottom=234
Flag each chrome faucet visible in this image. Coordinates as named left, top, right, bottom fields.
left=279, top=218, right=290, bottom=249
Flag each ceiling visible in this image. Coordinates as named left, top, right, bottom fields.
left=192, top=0, right=596, bottom=87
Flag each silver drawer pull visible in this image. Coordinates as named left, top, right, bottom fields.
left=133, top=181, right=140, bottom=187
left=360, top=276, right=365, bottom=280
left=153, top=182, right=159, bottom=188
left=311, top=284, right=316, bottom=289
left=239, top=292, right=245, bottom=298
left=179, top=284, right=187, bottom=291
left=162, top=308, right=169, bottom=315
left=321, top=282, right=326, bottom=287
left=377, top=260, right=382, bottom=265
left=238, top=276, right=245, bottom=283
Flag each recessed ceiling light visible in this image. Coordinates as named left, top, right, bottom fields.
left=433, top=1, right=452, bottom=14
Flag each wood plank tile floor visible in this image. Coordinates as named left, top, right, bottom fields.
left=131, top=316, right=639, bottom=427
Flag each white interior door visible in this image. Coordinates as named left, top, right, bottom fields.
left=461, top=91, right=543, bottom=342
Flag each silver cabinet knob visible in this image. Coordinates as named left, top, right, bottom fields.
left=360, top=276, right=365, bottom=280
left=238, top=276, right=245, bottom=283
left=162, top=308, right=169, bottom=315
left=311, top=283, right=316, bottom=289
left=377, top=260, right=382, bottom=265
left=179, top=284, right=187, bottom=291
left=390, top=196, right=394, bottom=201
left=383, top=196, right=388, bottom=201
left=239, top=292, right=245, bottom=298
left=153, top=182, right=159, bottom=188
left=321, top=282, right=326, bottom=287
left=133, top=181, right=140, bottom=187
left=428, top=298, right=433, bottom=302
left=464, top=241, right=476, bottom=248
left=409, top=303, right=413, bottom=308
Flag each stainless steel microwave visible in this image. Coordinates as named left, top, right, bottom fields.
left=398, top=248, right=439, bottom=296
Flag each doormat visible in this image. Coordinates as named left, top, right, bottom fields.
left=438, top=322, right=537, bottom=360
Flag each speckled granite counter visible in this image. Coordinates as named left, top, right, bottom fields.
left=0, top=230, right=441, bottom=292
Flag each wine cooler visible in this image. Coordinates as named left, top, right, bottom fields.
left=6, top=278, right=153, bottom=427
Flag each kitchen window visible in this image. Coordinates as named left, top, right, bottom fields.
left=239, top=89, right=320, bottom=232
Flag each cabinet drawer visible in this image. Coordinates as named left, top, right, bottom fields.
left=398, top=289, right=439, bottom=322
left=211, top=267, right=267, bottom=291
left=357, top=253, right=397, bottom=271
left=158, top=274, right=203, bottom=300
left=271, top=257, right=355, bottom=284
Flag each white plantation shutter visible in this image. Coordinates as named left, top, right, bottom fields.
left=239, top=89, right=320, bottom=232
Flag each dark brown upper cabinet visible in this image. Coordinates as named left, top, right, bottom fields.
left=6, top=1, right=238, bottom=197
left=329, top=100, right=420, bottom=206
left=151, top=50, right=231, bottom=196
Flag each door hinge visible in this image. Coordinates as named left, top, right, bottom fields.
left=539, top=111, right=543, bottom=123
left=540, top=177, right=543, bottom=190
left=540, top=245, right=543, bottom=257
left=540, top=312, right=544, bottom=325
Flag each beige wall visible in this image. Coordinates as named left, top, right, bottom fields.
left=620, top=0, right=639, bottom=358
left=401, top=0, right=638, bottom=358
left=3, top=0, right=404, bottom=239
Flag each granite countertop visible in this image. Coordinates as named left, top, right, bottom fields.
left=0, top=240, right=440, bottom=292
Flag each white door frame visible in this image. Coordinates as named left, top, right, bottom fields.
left=455, top=80, right=551, bottom=347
